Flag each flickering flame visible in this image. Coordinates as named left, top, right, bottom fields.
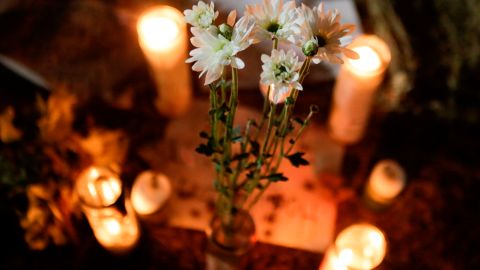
left=103, top=218, right=122, bottom=235
left=138, top=7, right=181, bottom=52
left=347, top=46, right=382, bottom=76
left=338, top=248, right=353, bottom=265
left=100, top=178, right=121, bottom=205
left=334, top=224, right=387, bottom=269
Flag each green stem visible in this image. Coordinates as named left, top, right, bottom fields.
left=221, top=72, right=227, bottom=105
left=221, top=67, right=238, bottom=214
left=273, top=37, right=278, bottom=50
left=248, top=58, right=312, bottom=210
left=255, top=85, right=271, bottom=140
left=209, top=84, right=219, bottom=148
left=261, top=102, right=276, bottom=156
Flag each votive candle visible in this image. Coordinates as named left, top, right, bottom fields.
left=76, top=166, right=140, bottom=253
left=131, top=171, right=172, bottom=215
left=365, top=159, right=406, bottom=205
left=320, top=224, right=387, bottom=270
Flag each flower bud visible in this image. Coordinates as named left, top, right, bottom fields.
left=219, top=23, right=233, bottom=40
left=302, top=39, right=319, bottom=57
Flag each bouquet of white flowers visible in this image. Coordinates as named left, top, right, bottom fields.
left=184, top=0, right=357, bottom=246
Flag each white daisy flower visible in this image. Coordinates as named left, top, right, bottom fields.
left=186, top=14, right=256, bottom=85
left=245, top=0, right=303, bottom=43
left=298, top=3, right=359, bottom=64
left=260, top=49, right=303, bottom=104
left=184, top=1, right=219, bottom=29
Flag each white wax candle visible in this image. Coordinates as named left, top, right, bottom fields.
left=320, top=224, right=387, bottom=270
left=328, top=35, right=391, bottom=144
left=137, top=6, right=192, bottom=118
left=131, top=171, right=172, bottom=215
left=76, top=166, right=140, bottom=253
left=86, top=201, right=140, bottom=253
left=77, top=167, right=122, bottom=207
left=365, top=159, right=406, bottom=205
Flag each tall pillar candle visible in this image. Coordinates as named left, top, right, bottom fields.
left=328, top=35, right=391, bottom=144
left=137, top=6, right=192, bottom=118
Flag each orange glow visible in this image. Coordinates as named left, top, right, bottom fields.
left=137, top=6, right=183, bottom=52
left=334, top=224, right=387, bottom=269
left=347, top=46, right=382, bottom=76
left=103, top=218, right=122, bottom=235
left=131, top=172, right=172, bottom=215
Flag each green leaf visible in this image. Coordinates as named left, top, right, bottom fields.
left=217, top=103, right=229, bottom=123
left=199, top=131, right=209, bottom=139
left=286, top=152, right=309, bottom=167
left=245, top=162, right=256, bottom=170
left=213, top=180, right=229, bottom=196
left=231, top=136, right=243, bottom=142
left=195, top=143, right=214, bottom=157
left=232, top=127, right=241, bottom=136
left=249, top=140, right=260, bottom=156
left=293, top=117, right=304, bottom=125
left=265, top=173, right=288, bottom=182
left=243, top=180, right=257, bottom=193
left=232, top=152, right=249, bottom=161
left=285, top=97, right=294, bottom=105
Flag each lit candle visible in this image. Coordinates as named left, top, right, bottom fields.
left=320, top=224, right=387, bottom=270
left=131, top=171, right=172, bottom=215
left=328, top=35, right=391, bottom=144
left=137, top=6, right=192, bottom=118
left=76, top=166, right=140, bottom=253
left=365, top=159, right=406, bottom=205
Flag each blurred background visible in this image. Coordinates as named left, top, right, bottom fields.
left=0, top=0, right=479, bottom=269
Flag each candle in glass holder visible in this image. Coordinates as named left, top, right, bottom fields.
left=328, top=35, right=391, bottom=144
left=137, top=5, right=192, bottom=118
left=76, top=166, right=139, bottom=253
left=131, top=171, right=172, bottom=215
left=365, top=159, right=406, bottom=206
left=320, top=224, right=387, bottom=270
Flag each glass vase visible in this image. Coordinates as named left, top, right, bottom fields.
left=206, top=210, right=255, bottom=270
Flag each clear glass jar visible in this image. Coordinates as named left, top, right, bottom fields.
left=76, top=166, right=140, bottom=254
left=206, top=210, right=255, bottom=270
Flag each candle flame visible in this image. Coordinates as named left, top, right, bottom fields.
left=347, top=46, right=382, bottom=76
left=103, top=218, right=121, bottom=235
left=89, top=168, right=99, bottom=179
left=338, top=248, right=353, bottom=265
left=101, top=178, right=120, bottom=204
left=138, top=9, right=181, bottom=52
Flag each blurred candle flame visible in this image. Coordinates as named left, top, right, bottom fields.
left=138, top=14, right=180, bottom=52
left=347, top=46, right=382, bottom=76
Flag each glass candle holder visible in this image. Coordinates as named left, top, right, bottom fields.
left=364, top=159, right=406, bottom=207
left=76, top=166, right=140, bottom=254
left=320, top=224, right=387, bottom=270
left=131, top=171, right=171, bottom=216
